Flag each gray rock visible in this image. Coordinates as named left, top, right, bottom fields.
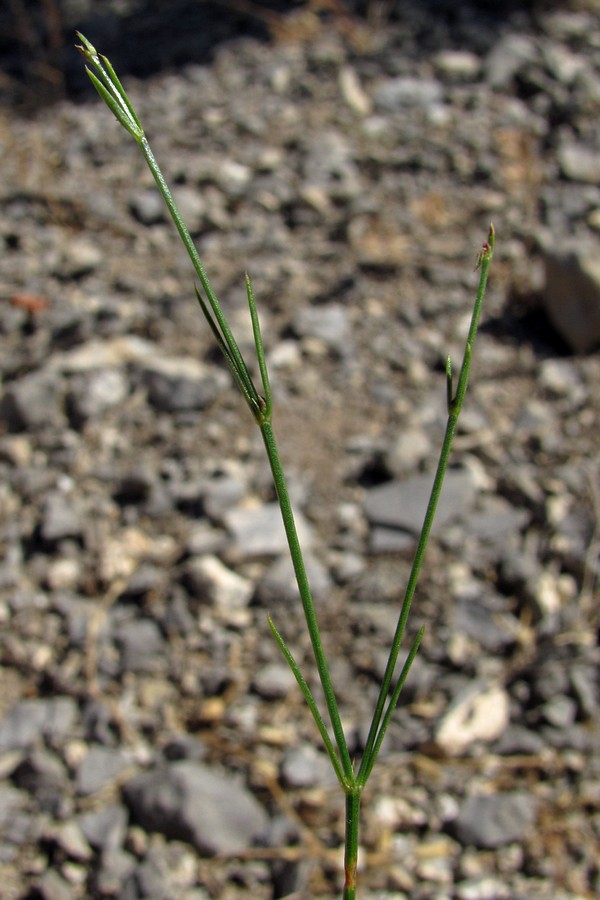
left=384, top=426, right=432, bottom=477
left=558, top=142, right=600, bottom=184
left=256, top=552, right=332, bottom=607
left=532, top=660, right=570, bottom=702
left=462, top=496, right=530, bottom=563
left=252, top=662, right=296, bottom=700
left=95, top=846, right=138, bottom=896
left=40, top=490, right=83, bottom=542
left=368, top=525, right=416, bottom=554
left=215, top=157, right=252, bottom=198
left=541, top=242, right=600, bottom=352
left=494, top=725, right=546, bottom=755
left=292, top=303, right=353, bottom=358
left=122, top=760, right=269, bottom=855
left=163, top=733, right=208, bottom=762
left=302, top=130, right=361, bottom=201
left=0, top=784, right=29, bottom=836
left=54, top=237, right=103, bottom=279
left=142, top=359, right=222, bottom=412
left=115, top=618, right=166, bottom=674
left=123, top=839, right=204, bottom=899
left=183, top=554, right=253, bottom=611
left=81, top=698, right=117, bottom=745
left=547, top=492, right=598, bottom=576
left=542, top=722, right=597, bottom=753
left=484, top=34, right=537, bottom=89
left=52, top=593, right=104, bottom=650
left=51, top=820, right=93, bottom=862
left=162, top=590, right=197, bottom=637
left=499, top=553, right=544, bottom=613
left=281, top=743, right=330, bottom=788
left=451, top=791, right=537, bottom=848
left=0, top=697, right=77, bottom=752
left=364, top=468, right=477, bottom=537
left=121, top=856, right=170, bottom=900
left=373, top=76, right=443, bottom=111
left=453, top=592, right=518, bottom=653
left=0, top=370, right=65, bottom=431
left=225, top=502, right=314, bottom=559
left=76, top=745, right=134, bottom=796
left=538, top=358, right=586, bottom=402
left=172, top=185, right=206, bottom=232
left=12, top=749, right=70, bottom=816
left=77, top=803, right=128, bottom=852
left=1, top=7, right=599, bottom=897
left=540, top=694, right=578, bottom=728
left=570, top=664, right=599, bottom=719
left=0, top=793, right=40, bottom=856
left=129, top=189, right=166, bottom=225
left=67, top=368, right=128, bottom=425
left=185, top=522, right=227, bottom=557
left=32, top=869, right=73, bottom=900
left=123, top=564, right=167, bottom=602
left=53, top=336, right=159, bottom=372
left=202, top=472, right=246, bottom=522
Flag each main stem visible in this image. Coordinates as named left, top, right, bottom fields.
left=344, top=790, right=361, bottom=900
left=260, top=421, right=354, bottom=784
left=140, top=138, right=216, bottom=307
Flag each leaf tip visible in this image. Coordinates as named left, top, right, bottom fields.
left=75, top=31, right=95, bottom=60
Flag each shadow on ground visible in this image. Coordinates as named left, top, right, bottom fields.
left=1, top=0, right=563, bottom=112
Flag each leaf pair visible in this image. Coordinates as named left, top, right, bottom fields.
left=195, top=275, right=271, bottom=425
left=76, top=32, right=143, bottom=141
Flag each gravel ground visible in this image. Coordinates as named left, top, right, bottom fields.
left=1, top=2, right=599, bottom=898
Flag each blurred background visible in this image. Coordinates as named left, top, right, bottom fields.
left=1, top=1, right=599, bottom=898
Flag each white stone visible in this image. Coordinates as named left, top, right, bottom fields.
left=436, top=683, right=510, bottom=755
left=190, top=554, right=253, bottom=610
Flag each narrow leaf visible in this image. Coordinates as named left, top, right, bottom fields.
left=245, top=274, right=271, bottom=421
left=268, top=615, right=349, bottom=790
left=85, top=68, right=137, bottom=136
left=194, top=285, right=260, bottom=415
left=359, top=626, right=425, bottom=785
left=101, top=53, right=142, bottom=131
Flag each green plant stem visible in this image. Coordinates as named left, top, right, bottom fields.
left=357, top=226, right=494, bottom=786
left=357, top=410, right=460, bottom=784
left=76, top=37, right=496, bottom=898
left=343, top=790, right=361, bottom=900
left=140, top=141, right=239, bottom=357
left=260, top=421, right=354, bottom=785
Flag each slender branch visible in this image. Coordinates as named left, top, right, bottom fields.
left=359, top=626, right=424, bottom=785
left=268, top=615, right=346, bottom=788
left=261, top=421, right=354, bottom=785
left=358, top=226, right=494, bottom=785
